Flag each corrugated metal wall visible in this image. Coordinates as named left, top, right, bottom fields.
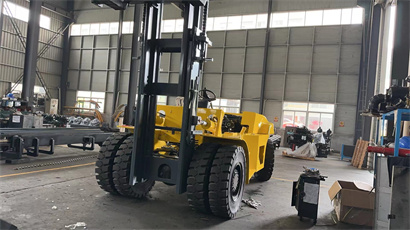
left=66, top=34, right=134, bottom=115
left=0, top=0, right=65, bottom=98
left=66, top=24, right=362, bottom=150
left=160, top=25, right=362, bottom=150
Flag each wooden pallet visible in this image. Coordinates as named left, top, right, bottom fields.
left=351, top=139, right=369, bottom=169
left=282, top=151, right=316, bottom=161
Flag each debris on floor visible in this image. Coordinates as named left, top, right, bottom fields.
left=51, top=206, right=57, bottom=210
left=65, top=222, right=86, bottom=229
left=242, top=198, right=261, bottom=209
left=282, top=143, right=317, bottom=161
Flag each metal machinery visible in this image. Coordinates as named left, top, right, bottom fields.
left=287, top=127, right=313, bottom=150
left=92, top=0, right=279, bottom=218
left=0, top=99, right=112, bottom=163
left=287, top=126, right=332, bottom=158
left=0, top=128, right=111, bottom=163
left=291, top=167, right=326, bottom=224
left=366, top=81, right=410, bottom=116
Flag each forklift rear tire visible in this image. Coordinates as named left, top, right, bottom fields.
left=187, top=143, right=221, bottom=213
left=96, top=133, right=131, bottom=195
left=255, top=137, right=276, bottom=182
left=112, top=136, right=155, bottom=198
left=209, top=145, right=246, bottom=219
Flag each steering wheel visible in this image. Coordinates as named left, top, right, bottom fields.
left=199, top=88, right=216, bottom=102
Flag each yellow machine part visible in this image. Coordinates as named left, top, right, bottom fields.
left=120, top=105, right=274, bottom=183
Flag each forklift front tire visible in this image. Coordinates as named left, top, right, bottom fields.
left=208, top=145, right=246, bottom=219
left=187, top=143, right=220, bottom=214
left=95, top=133, right=131, bottom=195
left=112, top=136, right=155, bottom=198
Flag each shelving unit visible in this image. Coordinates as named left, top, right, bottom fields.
left=380, top=109, right=410, bottom=157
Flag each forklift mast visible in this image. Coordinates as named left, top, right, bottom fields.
left=92, top=0, right=211, bottom=194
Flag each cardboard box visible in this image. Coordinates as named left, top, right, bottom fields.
left=328, top=180, right=375, bottom=227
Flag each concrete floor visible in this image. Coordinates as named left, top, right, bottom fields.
left=0, top=146, right=373, bottom=229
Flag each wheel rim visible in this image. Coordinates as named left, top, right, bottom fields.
left=230, top=163, right=243, bottom=201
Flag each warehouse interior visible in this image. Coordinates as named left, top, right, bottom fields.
left=0, top=0, right=409, bottom=229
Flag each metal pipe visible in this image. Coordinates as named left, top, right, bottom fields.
left=112, top=10, right=124, bottom=125
left=367, top=146, right=410, bottom=157
left=60, top=0, right=74, bottom=114
left=22, top=0, right=42, bottom=105
left=259, top=0, right=273, bottom=114
left=124, top=5, right=142, bottom=125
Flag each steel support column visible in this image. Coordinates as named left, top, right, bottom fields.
left=259, top=0, right=273, bottom=114
left=112, top=10, right=124, bottom=124
left=392, top=0, right=410, bottom=81
left=22, top=0, right=42, bottom=105
left=59, top=1, right=74, bottom=114
left=124, top=5, right=142, bottom=125
left=354, top=2, right=382, bottom=141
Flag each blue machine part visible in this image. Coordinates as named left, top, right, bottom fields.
left=399, top=136, right=410, bottom=149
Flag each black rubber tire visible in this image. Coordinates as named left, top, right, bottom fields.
left=95, top=133, right=131, bottom=195
left=187, top=143, right=221, bottom=213
left=209, top=145, right=246, bottom=219
left=112, top=136, right=155, bottom=198
left=255, top=137, right=277, bottom=182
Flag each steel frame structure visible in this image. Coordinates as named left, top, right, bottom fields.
left=0, top=128, right=112, bottom=162
left=3, top=0, right=52, bottom=100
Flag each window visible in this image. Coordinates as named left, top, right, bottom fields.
left=3, top=2, right=51, bottom=29
left=122, top=21, right=133, bottom=34
left=288, top=12, right=305, bottom=27
left=108, top=22, right=118, bottom=34
left=14, top=4, right=29, bottom=22
left=213, top=17, right=228, bottom=31
left=282, top=102, right=335, bottom=131
left=269, top=7, right=363, bottom=29
left=71, top=24, right=81, bottom=36
left=352, top=8, right=364, bottom=24
left=227, top=16, right=241, bottom=30
left=90, top=24, right=100, bottom=35
left=206, top=18, right=214, bottom=31
left=99, top=23, right=110, bottom=34
left=271, top=12, right=288, bottom=28
left=40, top=15, right=51, bottom=29
left=157, top=96, right=167, bottom=105
left=256, top=14, right=268, bottom=28
left=80, top=24, right=90, bottom=35
left=175, top=19, right=184, bottom=32
left=323, top=9, right=342, bottom=25
left=212, top=99, right=240, bottom=113
left=283, top=102, right=308, bottom=111
left=12, top=84, right=45, bottom=96
left=241, top=15, right=257, bottom=29
left=163, top=19, right=175, bottom=33
left=341, top=9, right=352, bottom=25
left=69, top=7, right=364, bottom=36
left=76, top=91, right=106, bottom=112
left=305, top=10, right=323, bottom=26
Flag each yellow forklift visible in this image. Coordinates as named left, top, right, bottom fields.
left=92, top=0, right=278, bottom=219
